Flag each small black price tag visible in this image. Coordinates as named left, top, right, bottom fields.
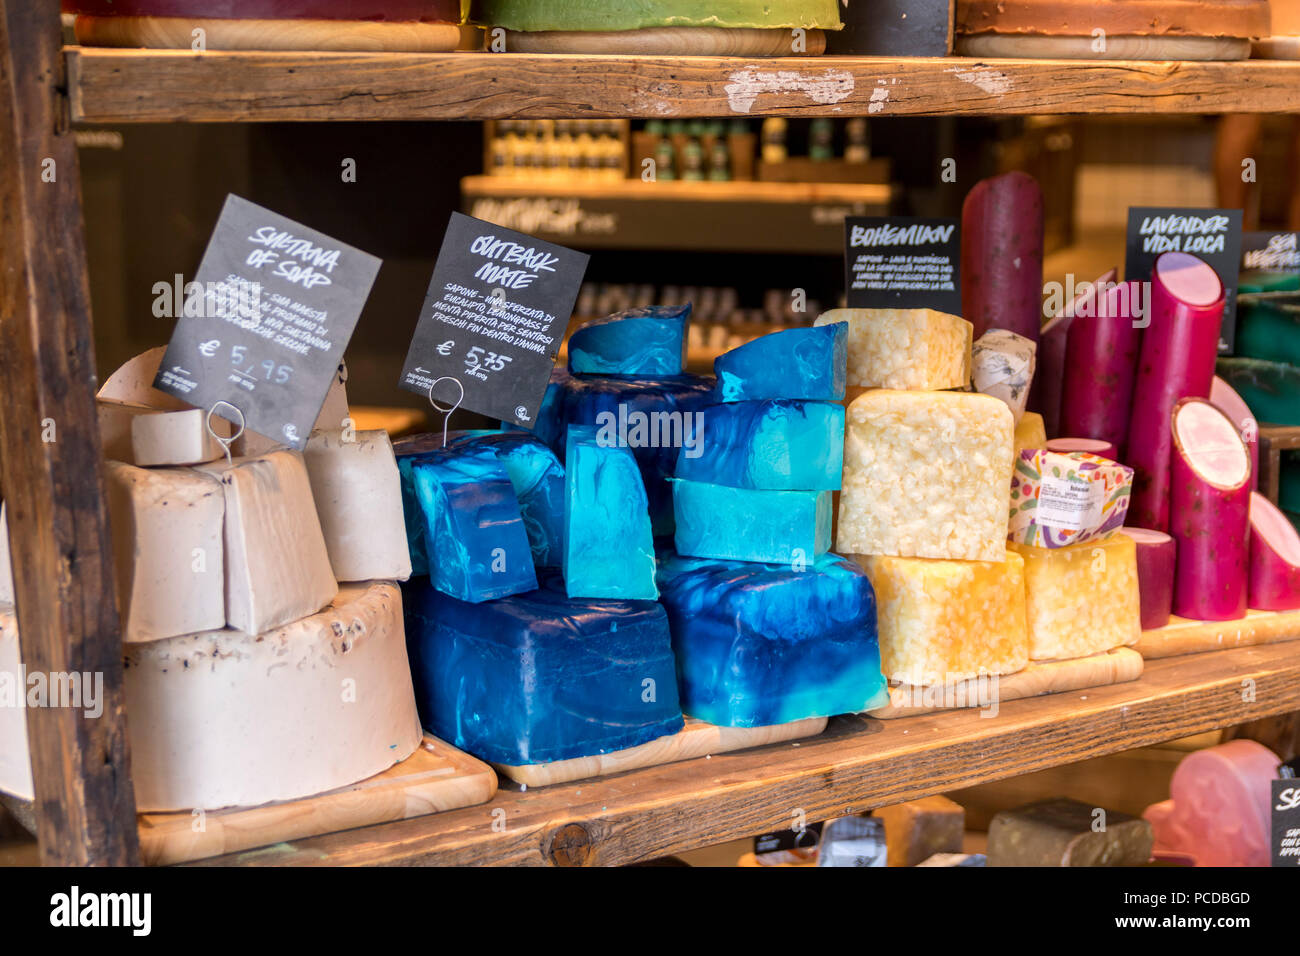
left=1242, top=230, right=1300, bottom=274
left=1124, top=207, right=1243, bottom=353
left=1272, top=778, right=1300, bottom=866
left=844, top=216, right=961, bottom=314
left=399, top=212, right=589, bottom=427
left=152, top=194, right=381, bottom=449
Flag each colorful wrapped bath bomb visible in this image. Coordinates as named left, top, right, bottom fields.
left=672, top=479, right=831, bottom=564
left=673, top=399, right=844, bottom=491
left=410, top=452, right=538, bottom=603
left=1008, top=450, right=1133, bottom=549
left=1010, top=535, right=1141, bottom=660
left=972, top=328, right=1036, bottom=424
left=854, top=552, right=1029, bottom=685
left=714, top=324, right=847, bottom=403
left=814, top=307, right=972, bottom=391
left=567, top=304, right=690, bottom=376
left=563, top=425, right=657, bottom=600
left=404, top=573, right=683, bottom=765
left=656, top=552, right=888, bottom=726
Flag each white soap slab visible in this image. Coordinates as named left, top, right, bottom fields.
left=131, top=408, right=231, bottom=467
left=124, top=582, right=423, bottom=811
left=97, top=346, right=189, bottom=411
left=0, top=607, right=34, bottom=801
left=303, top=429, right=412, bottom=583
left=98, top=399, right=154, bottom=464
left=198, top=450, right=337, bottom=635
left=106, top=462, right=227, bottom=643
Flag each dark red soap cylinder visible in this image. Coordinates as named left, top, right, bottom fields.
left=1126, top=253, right=1225, bottom=532
left=1058, top=279, right=1142, bottom=454
left=62, top=1, right=462, bottom=20
left=1248, top=492, right=1300, bottom=611
left=1123, top=528, right=1175, bottom=630
left=961, top=171, right=1045, bottom=345
left=1037, top=268, right=1116, bottom=439
left=1170, top=399, right=1250, bottom=621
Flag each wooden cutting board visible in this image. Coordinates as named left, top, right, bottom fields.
left=73, top=15, right=463, bottom=52
left=494, top=716, right=827, bottom=788
left=868, top=648, right=1144, bottom=719
left=1135, top=607, right=1300, bottom=660
left=496, top=27, right=826, bottom=56
left=956, top=34, right=1250, bottom=60
left=138, top=736, right=495, bottom=865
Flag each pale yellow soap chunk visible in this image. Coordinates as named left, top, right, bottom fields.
left=838, top=390, right=1014, bottom=561
left=1013, top=411, right=1046, bottom=456
left=1010, top=535, right=1141, bottom=661
left=815, top=308, right=972, bottom=390
left=855, top=552, right=1028, bottom=685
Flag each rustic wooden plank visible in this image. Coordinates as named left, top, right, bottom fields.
left=461, top=175, right=894, bottom=204
left=193, top=641, right=1300, bottom=867
left=0, top=1, right=139, bottom=865
left=66, top=50, right=1300, bottom=124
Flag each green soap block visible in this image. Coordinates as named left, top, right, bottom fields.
left=1279, top=451, right=1300, bottom=514
left=469, top=0, right=843, bottom=31
left=1216, top=357, right=1300, bottom=426
left=1239, top=271, right=1300, bottom=294
left=1235, top=293, right=1300, bottom=366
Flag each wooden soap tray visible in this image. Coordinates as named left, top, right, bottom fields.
left=867, top=648, right=1144, bottom=719
left=138, top=735, right=496, bottom=865
left=1135, top=607, right=1300, bottom=660
left=494, top=716, right=827, bottom=788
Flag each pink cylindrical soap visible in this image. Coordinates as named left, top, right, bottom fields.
left=1038, top=268, right=1117, bottom=440
left=1059, top=279, right=1142, bottom=455
left=1046, top=437, right=1119, bottom=462
left=1127, top=252, right=1225, bottom=532
left=1123, top=527, right=1175, bottom=630
left=1170, top=398, right=1250, bottom=621
left=1248, top=492, right=1300, bottom=611
left=1210, top=376, right=1260, bottom=493
left=961, top=171, right=1045, bottom=344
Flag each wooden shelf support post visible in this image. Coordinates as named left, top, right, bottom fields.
left=0, top=0, right=140, bottom=865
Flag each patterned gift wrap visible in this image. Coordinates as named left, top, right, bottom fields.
left=1009, top=450, right=1133, bottom=549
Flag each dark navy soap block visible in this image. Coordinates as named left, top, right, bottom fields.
left=656, top=552, right=889, bottom=726
left=674, top=399, right=845, bottom=491
left=410, top=452, right=538, bottom=603
left=564, top=425, right=658, bottom=600
left=403, top=574, right=684, bottom=765
left=672, top=478, right=832, bottom=564
left=713, top=324, right=848, bottom=402
left=567, top=304, right=691, bottom=376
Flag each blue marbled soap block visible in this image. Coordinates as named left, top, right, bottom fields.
left=656, top=552, right=889, bottom=726
left=568, top=304, right=691, bottom=376
left=714, top=323, right=848, bottom=402
left=672, top=478, right=831, bottom=564
left=563, top=426, right=658, bottom=600
left=410, top=453, right=538, bottom=603
left=403, top=573, right=684, bottom=765
left=675, top=399, right=844, bottom=491
left=552, top=373, right=714, bottom=534
left=397, top=430, right=566, bottom=572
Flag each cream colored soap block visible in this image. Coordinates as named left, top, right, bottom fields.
left=106, top=462, right=226, bottom=643
left=0, top=607, right=34, bottom=800
left=303, top=429, right=412, bottom=583
left=0, top=504, right=12, bottom=606
left=124, top=582, right=422, bottom=811
left=131, top=408, right=230, bottom=467
left=98, top=399, right=155, bottom=463
left=815, top=307, right=972, bottom=390
left=1010, top=535, right=1141, bottom=661
left=199, top=450, right=337, bottom=635
left=1013, top=411, right=1047, bottom=456
left=838, top=390, right=1015, bottom=561
left=855, top=552, right=1028, bottom=684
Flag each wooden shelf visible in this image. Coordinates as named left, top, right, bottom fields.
left=66, top=49, right=1300, bottom=124
left=462, top=176, right=894, bottom=205
left=191, top=641, right=1300, bottom=867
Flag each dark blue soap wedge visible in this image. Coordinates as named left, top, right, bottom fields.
left=713, top=323, right=848, bottom=402
left=656, top=552, right=888, bottom=727
left=674, top=399, right=844, bottom=490
left=403, top=573, right=684, bottom=765
left=567, top=304, right=691, bottom=376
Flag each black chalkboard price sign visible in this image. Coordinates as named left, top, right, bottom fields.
left=153, top=194, right=381, bottom=449
left=844, top=216, right=962, bottom=314
left=1272, top=778, right=1300, bottom=866
left=399, top=212, right=589, bottom=427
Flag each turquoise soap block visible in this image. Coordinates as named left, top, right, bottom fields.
left=672, top=478, right=831, bottom=564
left=1216, top=357, right=1300, bottom=426
left=564, top=425, right=658, bottom=599
left=713, top=323, right=847, bottom=402
left=656, top=552, right=889, bottom=726
left=403, top=573, right=683, bottom=765
left=567, top=304, right=690, bottom=376
left=674, top=399, right=844, bottom=490
left=410, top=453, right=538, bottom=603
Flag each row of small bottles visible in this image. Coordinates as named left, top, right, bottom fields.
left=642, top=119, right=751, bottom=182
left=488, top=119, right=627, bottom=180
left=761, top=117, right=872, bottom=163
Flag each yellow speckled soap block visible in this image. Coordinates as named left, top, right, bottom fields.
left=855, top=552, right=1029, bottom=684
left=838, top=390, right=1014, bottom=561
left=1014, top=411, right=1046, bottom=456
left=815, top=308, right=972, bottom=391
left=1010, top=536, right=1141, bottom=661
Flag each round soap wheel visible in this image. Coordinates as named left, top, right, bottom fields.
left=493, top=26, right=826, bottom=56
left=73, top=15, right=463, bottom=51
left=956, top=33, right=1251, bottom=60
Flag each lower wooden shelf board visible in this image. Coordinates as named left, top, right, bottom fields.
left=140, top=736, right=495, bottom=866
left=1135, top=607, right=1300, bottom=660
left=189, top=641, right=1300, bottom=867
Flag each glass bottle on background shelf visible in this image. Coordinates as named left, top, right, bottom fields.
left=810, top=118, right=834, bottom=161
left=761, top=117, right=788, bottom=165
left=681, top=138, right=706, bottom=181
left=845, top=118, right=870, bottom=164
left=708, top=134, right=731, bottom=181
left=654, top=135, right=677, bottom=180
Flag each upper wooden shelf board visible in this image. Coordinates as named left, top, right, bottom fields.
left=193, top=641, right=1300, bottom=867
left=65, top=49, right=1300, bottom=123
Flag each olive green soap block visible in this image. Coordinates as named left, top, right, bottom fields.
left=470, top=0, right=843, bottom=31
